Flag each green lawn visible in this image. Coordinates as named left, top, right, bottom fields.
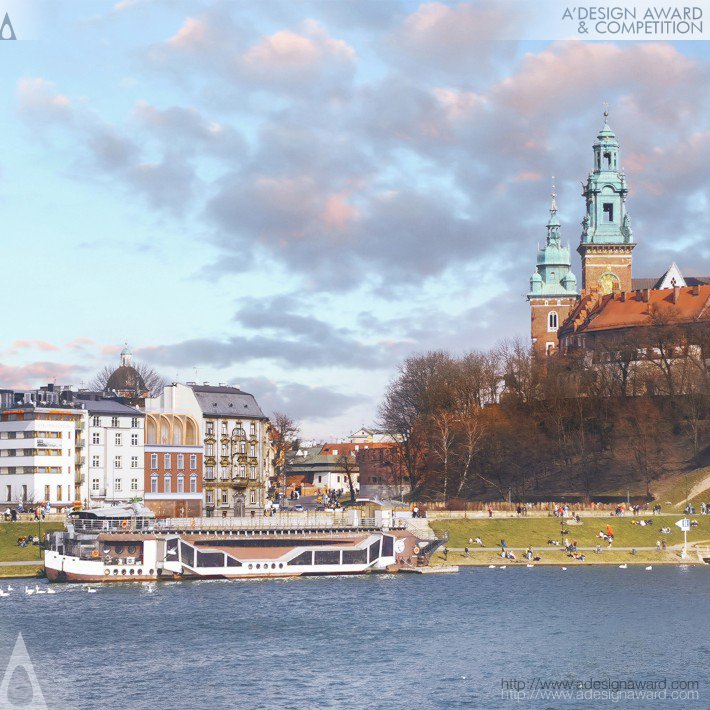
left=0, top=522, right=63, bottom=563
left=0, top=565, right=44, bottom=579
left=431, top=515, right=710, bottom=549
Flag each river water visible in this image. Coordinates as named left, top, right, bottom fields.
left=0, top=566, right=707, bottom=709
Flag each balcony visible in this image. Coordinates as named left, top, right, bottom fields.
left=231, top=476, right=249, bottom=489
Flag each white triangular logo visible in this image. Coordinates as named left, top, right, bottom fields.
left=0, top=633, right=47, bottom=709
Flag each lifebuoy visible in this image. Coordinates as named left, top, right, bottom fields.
left=91, top=549, right=100, bottom=559
left=121, top=520, right=128, bottom=529
left=412, top=545, right=421, bottom=555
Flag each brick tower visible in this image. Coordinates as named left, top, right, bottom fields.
left=577, top=110, right=635, bottom=294
left=528, top=184, right=579, bottom=356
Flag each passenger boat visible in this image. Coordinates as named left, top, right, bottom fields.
left=44, top=505, right=443, bottom=582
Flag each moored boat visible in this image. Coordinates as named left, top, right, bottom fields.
left=44, top=505, right=443, bottom=582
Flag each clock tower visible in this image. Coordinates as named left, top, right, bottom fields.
left=577, top=111, right=635, bottom=294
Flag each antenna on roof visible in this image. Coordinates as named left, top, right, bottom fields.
left=603, top=100, right=609, bottom=121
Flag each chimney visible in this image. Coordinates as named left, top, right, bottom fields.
left=218, top=382, right=226, bottom=387
left=203, top=381, right=210, bottom=386
left=691, top=284, right=700, bottom=296
left=635, top=289, right=643, bottom=301
left=643, top=289, right=650, bottom=303
left=621, top=291, right=627, bottom=302
left=672, top=286, right=681, bottom=304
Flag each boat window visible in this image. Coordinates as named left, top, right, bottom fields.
left=368, top=541, right=380, bottom=562
left=314, top=550, right=340, bottom=565
left=382, top=536, right=394, bottom=558
left=166, top=543, right=178, bottom=561
left=179, top=541, right=195, bottom=567
left=342, top=549, right=368, bottom=565
left=196, top=551, right=225, bottom=568
left=226, top=555, right=242, bottom=567
left=288, top=551, right=313, bottom=566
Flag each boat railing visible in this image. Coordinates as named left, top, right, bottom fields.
left=70, top=517, right=156, bottom=533
left=157, top=515, right=396, bottom=531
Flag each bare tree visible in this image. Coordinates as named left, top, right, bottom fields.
left=337, top=452, right=359, bottom=503
left=271, top=412, right=299, bottom=504
left=90, top=361, right=166, bottom=397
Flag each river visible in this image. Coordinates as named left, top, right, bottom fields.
left=0, top=566, right=707, bottom=708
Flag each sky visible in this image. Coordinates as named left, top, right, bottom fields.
left=1, top=1, right=710, bottom=438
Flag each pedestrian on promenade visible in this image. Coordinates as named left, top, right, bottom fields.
left=488, top=506, right=493, bottom=518
left=501, top=539, right=507, bottom=554
left=656, top=540, right=661, bottom=551
left=464, top=547, right=469, bottom=558
left=443, top=547, right=449, bottom=561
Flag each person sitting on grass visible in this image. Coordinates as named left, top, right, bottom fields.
left=474, top=537, right=484, bottom=547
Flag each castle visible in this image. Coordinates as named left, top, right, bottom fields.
left=528, top=111, right=710, bottom=356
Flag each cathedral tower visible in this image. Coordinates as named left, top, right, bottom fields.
left=528, top=185, right=579, bottom=356
left=577, top=111, right=635, bottom=293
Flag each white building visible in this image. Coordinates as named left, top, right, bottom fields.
left=0, top=404, right=86, bottom=510
left=78, top=396, right=144, bottom=507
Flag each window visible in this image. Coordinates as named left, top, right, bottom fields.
left=92, top=479, right=99, bottom=492
left=206, top=490, right=213, bottom=505
left=221, top=444, right=228, bottom=456
left=92, top=455, right=100, bottom=468
left=221, top=422, right=227, bottom=435
left=164, top=454, right=171, bottom=470
left=205, top=444, right=214, bottom=456
left=115, top=433, right=122, bottom=446
left=21, top=485, right=27, bottom=502
left=548, top=312, right=558, bottom=331
left=206, top=422, right=214, bottom=435
left=150, top=454, right=158, bottom=470
left=5, top=484, right=11, bottom=502
left=317, top=475, right=322, bottom=484
left=239, top=465, right=246, bottom=478
left=250, top=422, right=256, bottom=436
left=205, top=466, right=214, bottom=480
left=114, top=455, right=122, bottom=469
left=603, top=202, right=614, bottom=222
left=250, top=466, right=256, bottom=480
left=189, top=454, right=197, bottom=470
left=57, top=485, right=62, bottom=501
left=131, top=456, right=139, bottom=469
left=177, top=454, right=185, bottom=470
left=115, top=478, right=122, bottom=492
left=250, top=490, right=255, bottom=504
left=131, top=478, right=138, bottom=491
left=177, top=475, right=184, bottom=493
left=131, top=434, right=138, bottom=446
left=189, top=475, right=197, bottom=493
left=221, top=489, right=228, bottom=504
left=92, top=432, right=100, bottom=445
left=603, top=151, right=612, bottom=169
left=111, top=417, right=119, bottom=427
left=164, top=474, right=172, bottom=493
left=45, top=485, right=50, bottom=501
left=92, top=416, right=100, bottom=427
left=131, top=417, right=139, bottom=428
left=249, top=444, right=255, bottom=457
left=150, top=476, right=158, bottom=493
left=546, top=342, right=555, bottom=355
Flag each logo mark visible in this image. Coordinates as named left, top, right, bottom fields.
left=0, top=12, right=16, bottom=40
left=0, top=633, right=47, bottom=709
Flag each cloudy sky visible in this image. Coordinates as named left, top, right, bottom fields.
left=1, top=1, right=710, bottom=437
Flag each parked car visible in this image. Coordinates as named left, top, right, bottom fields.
left=293, top=504, right=304, bottom=512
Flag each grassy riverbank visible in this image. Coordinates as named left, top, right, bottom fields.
left=0, top=522, right=63, bottom=563
left=431, top=515, right=710, bottom=549
left=0, top=564, right=44, bottom=579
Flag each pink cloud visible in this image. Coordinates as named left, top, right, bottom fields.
left=321, top=193, right=359, bottom=231
left=0, top=362, right=86, bottom=390
left=17, top=78, right=72, bottom=122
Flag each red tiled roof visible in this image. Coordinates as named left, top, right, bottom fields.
left=561, top=285, right=710, bottom=335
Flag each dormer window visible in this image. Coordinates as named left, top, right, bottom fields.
left=603, top=203, right=614, bottom=222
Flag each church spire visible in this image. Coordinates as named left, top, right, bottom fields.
left=578, top=108, right=636, bottom=293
